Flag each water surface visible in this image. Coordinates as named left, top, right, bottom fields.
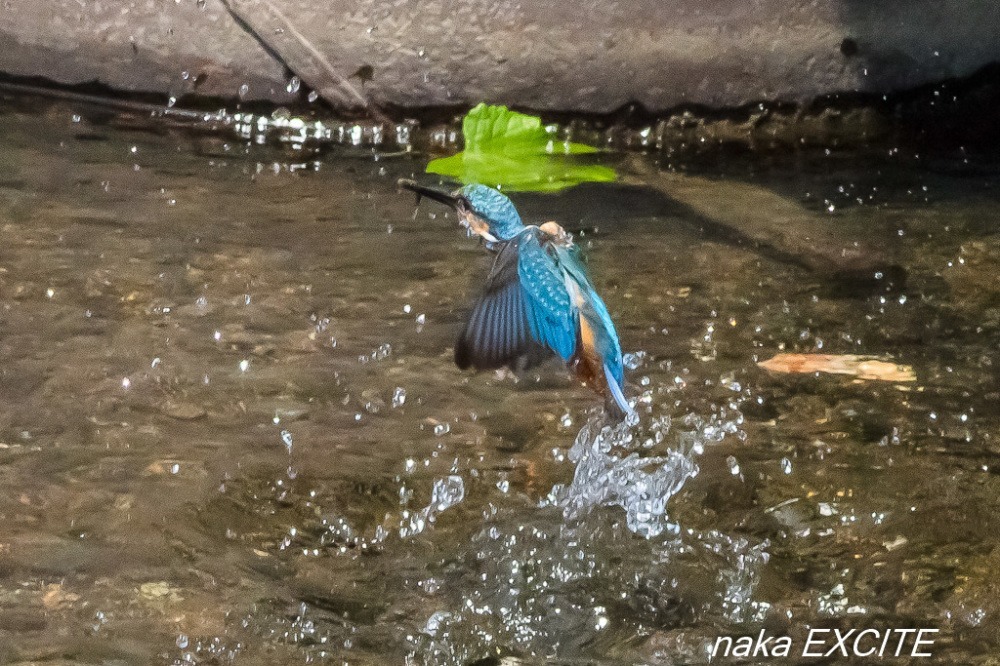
left=2, top=98, right=1000, bottom=665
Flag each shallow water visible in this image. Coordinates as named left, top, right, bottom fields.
left=2, top=97, right=1000, bottom=665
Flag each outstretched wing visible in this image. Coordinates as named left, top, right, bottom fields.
left=455, top=229, right=577, bottom=371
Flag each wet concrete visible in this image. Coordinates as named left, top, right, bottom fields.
left=2, top=0, right=1000, bottom=113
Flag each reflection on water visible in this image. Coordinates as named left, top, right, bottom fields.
left=2, top=96, right=1000, bottom=665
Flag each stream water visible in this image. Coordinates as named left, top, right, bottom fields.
left=2, top=96, right=1000, bottom=665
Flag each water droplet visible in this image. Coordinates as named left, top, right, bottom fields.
left=431, top=475, right=464, bottom=512
left=780, top=457, right=792, bottom=474
left=433, top=423, right=450, bottom=436
left=239, top=83, right=249, bottom=98
left=176, top=634, right=189, bottom=649
left=121, top=377, right=131, bottom=389
left=392, top=387, right=406, bottom=408
left=239, top=359, right=250, bottom=372
left=286, top=76, right=301, bottom=94
left=280, top=429, right=293, bottom=453
left=727, top=455, right=741, bottom=476
left=307, top=90, right=319, bottom=103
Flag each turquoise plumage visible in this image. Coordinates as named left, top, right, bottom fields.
left=399, top=179, right=631, bottom=419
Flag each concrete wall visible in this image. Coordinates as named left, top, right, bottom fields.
left=2, top=0, right=999, bottom=113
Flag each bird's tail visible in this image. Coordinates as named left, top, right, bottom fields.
left=603, top=363, right=633, bottom=422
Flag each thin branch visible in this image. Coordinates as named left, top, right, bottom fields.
left=220, top=0, right=391, bottom=124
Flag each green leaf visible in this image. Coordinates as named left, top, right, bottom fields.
left=426, top=103, right=615, bottom=192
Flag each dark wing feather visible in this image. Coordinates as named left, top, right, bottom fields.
left=455, top=237, right=552, bottom=371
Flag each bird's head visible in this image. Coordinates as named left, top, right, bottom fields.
left=399, top=180, right=524, bottom=242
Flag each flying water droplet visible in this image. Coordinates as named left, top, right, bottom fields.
left=392, top=387, right=406, bottom=408
left=430, top=475, right=464, bottom=512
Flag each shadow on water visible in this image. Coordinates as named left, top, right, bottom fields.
left=4, top=95, right=1000, bottom=665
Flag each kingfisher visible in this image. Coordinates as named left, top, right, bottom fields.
left=399, top=179, right=631, bottom=419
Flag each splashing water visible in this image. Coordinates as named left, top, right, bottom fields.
left=399, top=475, right=465, bottom=538
left=549, top=415, right=698, bottom=538
left=547, top=403, right=742, bottom=539
left=412, top=403, right=768, bottom=665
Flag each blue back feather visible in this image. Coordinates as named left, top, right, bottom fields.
left=517, top=233, right=576, bottom=361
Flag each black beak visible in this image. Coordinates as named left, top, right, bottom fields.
left=398, top=179, right=464, bottom=209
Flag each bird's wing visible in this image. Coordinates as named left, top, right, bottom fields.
left=555, top=245, right=625, bottom=385
left=454, top=229, right=576, bottom=371
left=517, top=231, right=577, bottom=361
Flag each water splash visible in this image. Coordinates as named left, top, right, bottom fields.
left=547, top=403, right=741, bottom=539
left=230, top=111, right=415, bottom=149
left=399, top=475, right=465, bottom=538
left=412, top=404, right=767, bottom=665
left=548, top=415, right=698, bottom=539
